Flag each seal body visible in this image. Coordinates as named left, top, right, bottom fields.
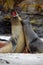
left=0, top=17, right=25, bottom=53
left=11, top=18, right=25, bottom=53
left=22, top=16, right=43, bottom=53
